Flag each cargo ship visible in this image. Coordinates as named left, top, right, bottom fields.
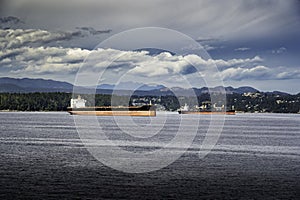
left=67, top=96, right=156, bottom=116
left=178, top=103, right=235, bottom=115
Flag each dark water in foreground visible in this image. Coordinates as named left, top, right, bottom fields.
left=0, top=112, right=299, bottom=199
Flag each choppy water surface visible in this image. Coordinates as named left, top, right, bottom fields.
left=0, top=112, right=299, bottom=199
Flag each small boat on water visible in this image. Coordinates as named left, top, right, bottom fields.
left=67, top=96, right=156, bottom=116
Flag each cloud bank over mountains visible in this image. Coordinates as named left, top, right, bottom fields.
left=1, top=28, right=299, bottom=85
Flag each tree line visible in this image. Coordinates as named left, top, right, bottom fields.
left=0, top=92, right=299, bottom=113
left=0, top=93, right=133, bottom=111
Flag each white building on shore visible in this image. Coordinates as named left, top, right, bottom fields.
left=70, top=95, right=86, bottom=108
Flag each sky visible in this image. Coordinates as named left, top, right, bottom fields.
left=0, top=0, right=300, bottom=93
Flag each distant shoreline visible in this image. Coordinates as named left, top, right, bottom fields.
left=0, top=110, right=67, bottom=113
left=0, top=110, right=299, bottom=114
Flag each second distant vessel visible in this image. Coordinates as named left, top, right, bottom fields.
left=178, top=103, right=235, bottom=115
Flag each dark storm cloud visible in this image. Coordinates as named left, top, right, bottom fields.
left=0, top=0, right=299, bottom=92
left=76, top=27, right=112, bottom=35
left=3, top=0, right=298, bottom=39
left=0, top=29, right=80, bottom=49
left=196, top=38, right=219, bottom=43
left=180, top=65, right=197, bottom=75
left=0, top=16, right=23, bottom=24
left=0, top=16, right=24, bottom=28
left=0, top=28, right=110, bottom=49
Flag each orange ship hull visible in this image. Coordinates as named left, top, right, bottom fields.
left=67, top=105, right=156, bottom=116
left=68, top=110, right=156, bottom=116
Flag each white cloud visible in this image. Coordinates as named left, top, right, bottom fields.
left=275, top=69, right=300, bottom=79
left=272, top=47, right=286, bottom=54
left=220, top=65, right=271, bottom=81
left=77, top=49, right=265, bottom=79
left=0, top=46, right=90, bottom=74
left=219, top=65, right=300, bottom=81
left=202, top=44, right=219, bottom=51
left=235, top=47, right=250, bottom=51
left=168, top=54, right=262, bottom=70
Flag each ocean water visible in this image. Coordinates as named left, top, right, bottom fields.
left=0, top=112, right=299, bottom=199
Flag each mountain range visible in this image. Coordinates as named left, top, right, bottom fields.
left=0, top=77, right=290, bottom=96
left=0, top=77, right=73, bottom=93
